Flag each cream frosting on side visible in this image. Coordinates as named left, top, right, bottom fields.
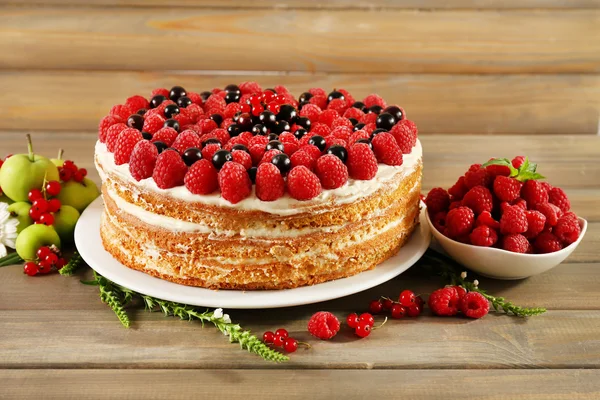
left=95, top=138, right=422, bottom=216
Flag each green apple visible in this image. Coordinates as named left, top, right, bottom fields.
left=51, top=148, right=65, bottom=167
left=15, top=224, right=61, bottom=260
left=7, top=202, right=34, bottom=233
left=52, top=205, right=80, bottom=243
left=0, top=135, right=60, bottom=202
left=57, top=178, right=100, bottom=213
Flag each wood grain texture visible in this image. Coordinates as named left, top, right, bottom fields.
left=1, top=369, right=600, bottom=400
left=1, top=8, right=598, bottom=74
left=4, top=0, right=600, bottom=9
left=1, top=72, right=599, bottom=134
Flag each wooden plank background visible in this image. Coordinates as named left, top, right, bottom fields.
left=0, top=2, right=598, bottom=135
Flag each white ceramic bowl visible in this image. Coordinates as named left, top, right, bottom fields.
left=425, top=210, right=588, bottom=280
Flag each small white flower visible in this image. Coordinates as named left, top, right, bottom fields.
left=213, top=308, right=223, bottom=319
left=473, top=279, right=479, bottom=287
left=460, top=271, right=467, bottom=279
left=0, top=203, right=19, bottom=258
left=223, top=314, right=231, bottom=324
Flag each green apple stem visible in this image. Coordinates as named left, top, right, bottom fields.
left=26, top=134, right=34, bottom=162
left=57, top=148, right=64, bottom=160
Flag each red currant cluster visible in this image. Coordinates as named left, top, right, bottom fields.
left=241, top=90, right=287, bottom=117
left=23, top=246, right=66, bottom=276
left=262, top=328, right=308, bottom=353
left=368, top=289, right=425, bottom=319
left=27, top=181, right=62, bottom=225
left=345, top=312, right=386, bottom=338
left=59, top=160, right=87, bottom=182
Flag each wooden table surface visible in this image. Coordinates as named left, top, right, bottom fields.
left=1, top=132, right=599, bottom=399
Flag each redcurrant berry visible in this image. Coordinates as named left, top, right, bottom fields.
left=369, top=300, right=383, bottom=314
left=399, top=290, right=416, bottom=307
left=23, top=262, right=39, bottom=276
left=63, top=160, right=78, bottom=172
left=274, top=328, right=288, bottom=339
left=415, top=296, right=424, bottom=308
left=73, top=171, right=85, bottom=182
left=390, top=304, right=407, bottom=319
left=262, top=331, right=275, bottom=344
left=29, top=207, right=42, bottom=221
left=39, top=213, right=55, bottom=226
left=46, top=181, right=61, bottom=196
left=38, top=260, right=53, bottom=274
left=263, top=91, right=275, bottom=103
left=28, top=189, right=43, bottom=202
left=249, top=94, right=262, bottom=105
left=382, top=299, right=393, bottom=310
left=273, top=335, right=285, bottom=347
left=36, top=246, right=51, bottom=260
left=32, top=198, right=49, bottom=213
left=358, top=313, right=374, bottom=327
left=240, top=103, right=251, bottom=113
left=355, top=322, right=371, bottom=338
left=346, top=313, right=359, bottom=329
left=79, top=168, right=88, bottom=177
left=48, top=198, right=61, bottom=213
left=407, top=305, right=422, bottom=317
left=267, top=103, right=280, bottom=114
left=283, top=338, right=298, bottom=353
left=59, top=168, right=73, bottom=181
left=251, top=105, right=264, bottom=117
left=45, top=252, right=58, bottom=265
left=56, top=258, right=67, bottom=269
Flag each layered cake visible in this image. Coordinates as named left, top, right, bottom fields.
left=95, top=84, right=422, bottom=290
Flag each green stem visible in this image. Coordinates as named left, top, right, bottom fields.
left=26, top=134, right=34, bottom=162
left=59, top=251, right=85, bottom=276
left=0, top=252, right=23, bottom=267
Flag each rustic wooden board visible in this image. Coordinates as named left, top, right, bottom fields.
left=4, top=0, right=600, bottom=9
left=1, top=72, right=599, bottom=134
left=1, top=8, right=598, bottom=74
left=1, top=369, right=599, bottom=400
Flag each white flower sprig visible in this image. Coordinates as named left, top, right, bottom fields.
left=0, top=203, right=18, bottom=258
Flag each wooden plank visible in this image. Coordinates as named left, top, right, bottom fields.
left=1, top=72, right=599, bottom=134
left=1, top=8, right=598, bottom=74
left=1, top=309, right=599, bottom=369
left=4, top=0, right=600, bottom=10
left=1, top=369, right=600, bottom=400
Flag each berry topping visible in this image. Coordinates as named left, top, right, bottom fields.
left=371, top=132, right=403, bottom=166
left=184, top=159, right=218, bottom=195
left=287, top=166, right=322, bottom=200
left=256, top=163, right=285, bottom=201
left=129, top=140, right=159, bottom=181
left=315, top=154, right=348, bottom=189
left=169, top=85, right=187, bottom=101
left=152, top=149, right=188, bottom=189
left=211, top=150, right=233, bottom=170
left=114, top=128, right=143, bottom=165
left=182, top=147, right=203, bottom=167
left=218, top=162, right=252, bottom=204
left=307, top=311, right=340, bottom=340
left=347, top=143, right=378, bottom=180
left=271, top=153, right=291, bottom=174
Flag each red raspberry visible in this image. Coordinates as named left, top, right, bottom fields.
left=363, top=94, right=386, bottom=108
left=493, top=176, right=522, bottom=202
left=315, top=154, right=349, bottom=189
left=183, top=104, right=203, bottom=123
left=521, top=180, right=549, bottom=207
left=249, top=135, right=269, bottom=148
left=290, top=150, right=316, bottom=171
left=197, top=118, right=218, bottom=134
left=239, top=81, right=262, bottom=95
left=222, top=102, right=241, bottom=119
left=249, top=144, right=266, bottom=165
left=359, top=112, right=378, bottom=125
left=348, top=129, right=370, bottom=145
left=331, top=117, right=353, bottom=131
left=203, top=94, right=226, bottom=112
left=342, top=107, right=364, bottom=121
left=502, top=233, right=529, bottom=253
left=371, top=132, right=403, bottom=166
left=548, top=187, right=571, bottom=213
left=151, top=88, right=169, bottom=97
left=448, top=176, right=468, bottom=200
left=500, top=205, right=528, bottom=235
left=98, top=115, right=119, bottom=142
left=534, top=232, right=563, bottom=253
left=255, top=163, right=285, bottom=201
left=152, top=150, right=188, bottom=189
left=105, top=123, right=128, bottom=152
left=524, top=210, right=546, bottom=239
left=279, top=132, right=298, bottom=144
left=307, top=311, right=340, bottom=340
left=309, top=94, right=328, bottom=110
left=324, top=136, right=347, bottom=151
left=231, top=150, right=252, bottom=170
left=449, top=200, right=462, bottom=210
left=327, top=98, right=347, bottom=114
left=201, top=143, right=222, bottom=161
left=171, top=130, right=201, bottom=154
left=363, top=122, right=377, bottom=134
left=459, top=292, right=489, bottom=319
left=287, top=166, right=322, bottom=200
left=187, top=91, right=203, bottom=106
left=110, top=104, right=133, bottom=121
left=142, top=114, right=166, bottom=134
left=431, top=211, right=447, bottom=233
left=302, top=144, right=323, bottom=163
left=218, top=162, right=252, bottom=204
left=535, top=202, right=562, bottom=228
left=129, top=140, right=158, bottom=181
left=347, top=143, right=378, bottom=180
left=476, top=211, right=500, bottom=230
left=260, top=149, right=282, bottom=165
left=299, top=104, right=322, bottom=122
left=462, top=186, right=493, bottom=215
left=425, top=187, right=450, bottom=214
left=464, top=164, right=491, bottom=189
left=184, top=159, right=218, bottom=195
left=114, top=128, right=143, bottom=165
left=428, top=287, right=460, bottom=316
left=389, top=120, right=417, bottom=154
left=485, top=162, right=511, bottom=178
left=308, top=87, right=326, bottom=97
left=330, top=126, right=352, bottom=142
left=210, top=128, right=231, bottom=145
left=554, top=212, right=580, bottom=245
left=512, top=156, right=525, bottom=169
left=152, top=127, right=179, bottom=147
left=125, top=95, right=149, bottom=112
left=445, top=206, right=475, bottom=238
left=337, top=88, right=355, bottom=104
left=470, top=225, right=498, bottom=247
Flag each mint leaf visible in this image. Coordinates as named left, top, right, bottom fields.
left=482, top=158, right=518, bottom=177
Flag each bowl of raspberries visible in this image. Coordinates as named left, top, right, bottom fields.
left=424, top=156, right=587, bottom=280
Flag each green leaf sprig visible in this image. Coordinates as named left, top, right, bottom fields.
left=0, top=252, right=23, bottom=267
left=482, top=156, right=545, bottom=182
left=81, top=272, right=289, bottom=363
left=422, top=248, right=546, bottom=317
left=58, top=251, right=85, bottom=276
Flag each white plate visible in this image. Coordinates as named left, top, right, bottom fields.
left=75, top=197, right=431, bottom=309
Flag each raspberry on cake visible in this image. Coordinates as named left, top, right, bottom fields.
left=94, top=84, right=423, bottom=290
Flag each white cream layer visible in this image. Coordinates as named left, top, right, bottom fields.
left=95, top=138, right=422, bottom=216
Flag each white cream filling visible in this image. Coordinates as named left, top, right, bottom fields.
left=95, top=138, right=422, bottom=216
